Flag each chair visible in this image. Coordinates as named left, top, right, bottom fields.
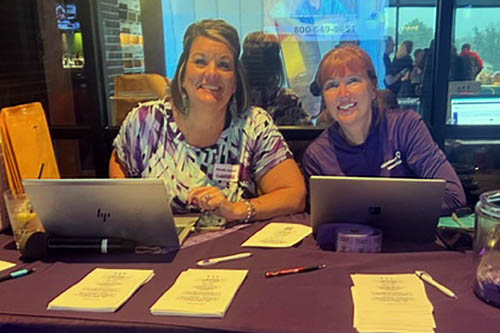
left=0, top=102, right=59, bottom=232
left=111, top=73, right=170, bottom=126
left=0, top=102, right=60, bottom=194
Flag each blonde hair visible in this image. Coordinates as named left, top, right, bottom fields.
left=396, top=40, right=413, bottom=59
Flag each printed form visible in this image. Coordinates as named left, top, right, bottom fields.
left=47, top=268, right=154, bottom=312
left=351, top=273, right=436, bottom=333
left=151, top=269, right=247, bottom=317
left=241, top=223, right=312, bottom=248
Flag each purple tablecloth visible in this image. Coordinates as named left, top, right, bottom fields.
left=0, top=214, right=498, bottom=332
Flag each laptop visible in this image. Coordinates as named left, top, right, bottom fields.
left=22, top=178, right=196, bottom=248
left=449, top=94, right=500, bottom=125
left=310, top=176, right=446, bottom=242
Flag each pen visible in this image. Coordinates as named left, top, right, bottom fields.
left=197, top=252, right=252, bottom=266
left=415, top=270, right=457, bottom=299
left=0, top=268, right=35, bottom=283
left=265, top=264, right=326, bottom=278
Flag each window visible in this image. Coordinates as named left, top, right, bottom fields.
left=448, top=6, right=500, bottom=126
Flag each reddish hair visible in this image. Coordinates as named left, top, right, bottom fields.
left=313, top=46, right=390, bottom=122
left=315, top=45, right=378, bottom=91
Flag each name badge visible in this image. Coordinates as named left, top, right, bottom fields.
left=213, top=164, right=240, bottom=182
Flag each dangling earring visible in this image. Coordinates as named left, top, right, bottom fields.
left=181, top=90, right=189, bottom=115
left=229, top=95, right=238, bottom=116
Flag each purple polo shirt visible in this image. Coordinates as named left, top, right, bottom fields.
left=302, top=108, right=466, bottom=215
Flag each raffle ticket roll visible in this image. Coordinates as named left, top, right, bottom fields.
left=316, top=223, right=382, bottom=252
left=335, top=224, right=382, bottom=253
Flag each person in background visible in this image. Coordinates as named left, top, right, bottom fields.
left=410, top=49, right=425, bottom=85
left=455, top=44, right=475, bottom=81
left=383, top=36, right=395, bottom=85
left=398, top=48, right=426, bottom=98
left=109, top=19, right=306, bottom=228
left=387, top=40, right=413, bottom=95
left=241, top=32, right=312, bottom=126
left=460, top=43, right=483, bottom=79
left=302, top=45, right=466, bottom=215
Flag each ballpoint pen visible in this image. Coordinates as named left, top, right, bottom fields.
left=0, top=268, right=35, bottom=283
left=415, top=270, right=458, bottom=299
left=265, top=264, right=326, bottom=278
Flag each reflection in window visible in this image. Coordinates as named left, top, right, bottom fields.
left=448, top=6, right=500, bottom=125
left=163, top=0, right=389, bottom=125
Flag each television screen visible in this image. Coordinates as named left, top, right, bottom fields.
left=56, top=4, right=81, bottom=31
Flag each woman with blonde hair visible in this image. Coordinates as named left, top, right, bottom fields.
left=303, top=45, right=465, bottom=215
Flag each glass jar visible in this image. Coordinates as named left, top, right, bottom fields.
left=474, top=190, right=500, bottom=307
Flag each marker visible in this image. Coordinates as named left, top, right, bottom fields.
left=415, top=270, right=458, bottom=299
left=265, top=264, right=326, bottom=278
left=197, top=252, right=252, bottom=266
left=0, top=268, right=35, bottom=283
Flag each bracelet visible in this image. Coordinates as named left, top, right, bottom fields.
left=242, top=199, right=256, bottom=223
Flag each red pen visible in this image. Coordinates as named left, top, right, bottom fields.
left=265, top=264, right=326, bottom=278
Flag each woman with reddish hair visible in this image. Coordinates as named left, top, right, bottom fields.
left=303, top=45, right=465, bottom=215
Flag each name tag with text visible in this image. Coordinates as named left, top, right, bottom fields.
left=213, top=164, right=240, bottom=182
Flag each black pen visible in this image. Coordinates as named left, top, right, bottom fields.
left=265, top=264, right=326, bottom=278
left=0, top=268, right=35, bottom=283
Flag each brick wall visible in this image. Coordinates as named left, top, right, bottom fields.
left=98, top=0, right=125, bottom=102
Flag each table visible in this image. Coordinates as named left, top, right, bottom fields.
left=0, top=214, right=498, bottom=332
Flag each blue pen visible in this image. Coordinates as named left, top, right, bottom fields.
left=0, top=268, right=35, bottom=283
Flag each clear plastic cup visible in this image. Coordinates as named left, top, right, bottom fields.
left=3, top=189, right=40, bottom=249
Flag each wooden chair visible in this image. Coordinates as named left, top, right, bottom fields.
left=111, top=73, right=170, bottom=126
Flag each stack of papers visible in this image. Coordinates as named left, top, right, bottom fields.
left=48, top=268, right=155, bottom=312
left=351, top=273, right=436, bottom=333
left=241, top=223, right=312, bottom=248
left=151, top=269, right=248, bottom=317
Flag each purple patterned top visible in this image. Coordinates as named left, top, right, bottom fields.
left=113, top=99, right=292, bottom=214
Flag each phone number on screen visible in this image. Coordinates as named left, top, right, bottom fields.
left=293, top=23, right=355, bottom=35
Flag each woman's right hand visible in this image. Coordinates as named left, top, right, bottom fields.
left=187, top=186, right=248, bottom=222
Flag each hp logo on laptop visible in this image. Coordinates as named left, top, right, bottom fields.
left=96, top=208, right=111, bottom=222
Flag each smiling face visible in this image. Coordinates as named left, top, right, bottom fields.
left=322, top=70, right=376, bottom=134
left=182, top=36, right=236, bottom=114
left=317, top=46, right=378, bottom=143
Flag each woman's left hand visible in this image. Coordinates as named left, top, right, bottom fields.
left=187, top=186, right=247, bottom=222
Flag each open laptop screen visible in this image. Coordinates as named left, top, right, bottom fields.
left=450, top=95, right=500, bottom=125
left=22, top=178, right=192, bottom=248
left=310, top=176, right=445, bottom=242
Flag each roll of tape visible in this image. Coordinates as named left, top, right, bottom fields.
left=316, top=223, right=382, bottom=253
left=335, top=224, right=382, bottom=253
